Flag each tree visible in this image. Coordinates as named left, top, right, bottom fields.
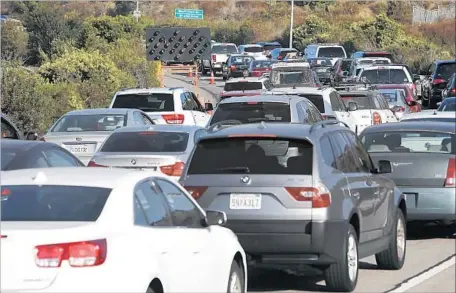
left=1, top=20, right=29, bottom=61
left=113, top=1, right=136, bottom=16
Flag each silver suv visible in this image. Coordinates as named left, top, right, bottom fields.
left=180, top=121, right=407, bottom=292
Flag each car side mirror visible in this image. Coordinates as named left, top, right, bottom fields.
left=25, top=132, right=38, bottom=140
left=205, top=102, right=214, bottom=111
left=348, top=102, right=358, bottom=111
left=204, top=210, right=227, bottom=226
left=376, top=160, right=392, bottom=174
left=407, top=100, right=418, bottom=107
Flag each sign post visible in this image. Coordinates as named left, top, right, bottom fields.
left=174, top=8, right=204, bottom=20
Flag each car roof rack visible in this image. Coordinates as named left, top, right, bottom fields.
left=309, top=120, right=349, bottom=133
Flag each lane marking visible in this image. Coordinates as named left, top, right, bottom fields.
left=385, top=254, right=455, bottom=293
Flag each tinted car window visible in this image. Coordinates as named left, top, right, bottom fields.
left=320, top=136, right=336, bottom=168
left=52, top=114, right=126, bottom=132
left=340, top=95, right=373, bottom=109
left=437, top=99, right=456, bottom=112
left=251, top=60, right=276, bottom=68
left=224, top=82, right=263, bottom=91
left=188, top=138, right=313, bottom=175
left=435, top=63, right=456, bottom=80
left=1, top=118, right=19, bottom=139
left=341, top=60, right=352, bottom=72
left=1, top=151, right=19, bottom=170
left=330, top=133, right=357, bottom=173
left=317, top=47, right=345, bottom=58
left=343, top=132, right=373, bottom=172
left=360, top=69, right=410, bottom=84
left=243, top=46, right=263, bottom=53
left=134, top=181, right=171, bottom=226
left=155, top=179, right=203, bottom=228
left=1, top=185, right=110, bottom=221
left=270, top=67, right=314, bottom=86
left=212, top=45, right=238, bottom=54
left=112, top=93, right=174, bottom=112
left=403, top=118, right=456, bottom=123
left=361, top=131, right=455, bottom=154
left=101, top=131, right=189, bottom=153
left=44, top=149, right=80, bottom=167
left=262, top=44, right=281, bottom=51
left=302, top=94, right=325, bottom=112
left=210, top=102, right=291, bottom=125
left=230, top=56, right=254, bottom=65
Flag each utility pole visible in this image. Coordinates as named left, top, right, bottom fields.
left=133, top=0, right=141, bottom=22
left=289, top=0, right=294, bottom=49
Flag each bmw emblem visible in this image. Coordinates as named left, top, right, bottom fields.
left=240, top=176, right=251, bottom=184
left=131, top=159, right=136, bottom=165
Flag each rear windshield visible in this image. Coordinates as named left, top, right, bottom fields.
left=340, top=95, right=373, bottom=109
left=230, top=56, right=254, bottom=65
left=251, top=60, right=276, bottom=69
left=187, top=138, right=313, bottom=175
left=438, top=100, right=456, bottom=112
left=51, top=114, right=126, bottom=132
left=308, top=58, right=332, bottom=66
left=1, top=185, right=111, bottom=221
left=436, top=63, right=456, bottom=80
left=361, top=131, right=455, bottom=154
left=212, top=45, right=238, bottom=54
left=210, top=102, right=291, bottom=125
left=1, top=150, right=17, bottom=170
left=360, top=69, right=410, bottom=84
left=244, top=46, right=263, bottom=53
left=302, top=94, right=325, bottom=112
left=270, top=68, right=314, bottom=86
left=101, top=131, right=189, bottom=153
left=263, top=44, right=282, bottom=51
left=112, top=93, right=174, bottom=112
left=224, top=82, right=263, bottom=91
left=379, top=90, right=406, bottom=106
left=363, top=53, right=393, bottom=60
left=317, top=47, right=345, bottom=58
left=403, top=118, right=456, bottom=123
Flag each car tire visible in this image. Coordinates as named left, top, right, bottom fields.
left=375, top=208, right=406, bottom=270
left=324, top=224, right=358, bottom=292
left=227, top=260, right=244, bottom=293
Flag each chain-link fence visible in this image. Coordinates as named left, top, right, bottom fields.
left=412, top=3, right=456, bottom=24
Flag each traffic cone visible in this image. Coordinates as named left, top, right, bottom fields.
left=188, top=67, right=192, bottom=78
left=209, top=71, right=215, bottom=85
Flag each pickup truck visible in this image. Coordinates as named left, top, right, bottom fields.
left=201, top=42, right=238, bottom=75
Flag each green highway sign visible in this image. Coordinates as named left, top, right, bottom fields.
left=174, top=8, right=204, bottom=20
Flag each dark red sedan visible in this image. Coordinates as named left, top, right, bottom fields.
left=248, top=60, right=277, bottom=77
left=376, top=84, right=422, bottom=113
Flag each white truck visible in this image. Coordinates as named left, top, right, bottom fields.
left=201, top=43, right=238, bottom=75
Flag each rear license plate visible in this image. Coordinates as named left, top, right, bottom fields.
left=230, top=194, right=262, bottom=210
left=317, top=68, right=327, bottom=72
left=67, top=144, right=95, bottom=154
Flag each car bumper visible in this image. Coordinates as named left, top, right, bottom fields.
left=227, top=220, right=348, bottom=267
left=400, top=186, right=456, bottom=221
left=212, top=63, right=223, bottom=70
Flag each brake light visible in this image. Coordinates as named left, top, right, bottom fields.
left=372, top=112, right=382, bottom=125
left=87, top=161, right=106, bottom=167
left=212, top=54, right=216, bottom=62
left=1, top=188, right=11, bottom=196
left=162, top=114, right=184, bottom=124
left=35, top=239, right=107, bottom=268
left=160, top=161, right=185, bottom=177
left=285, top=184, right=331, bottom=208
left=450, top=88, right=456, bottom=93
left=230, top=65, right=237, bottom=71
left=444, top=158, right=455, bottom=187
left=433, top=78, right=446, bottom=85
left=184, top=186, right=208, bottom=200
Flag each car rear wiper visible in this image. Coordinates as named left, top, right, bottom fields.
left=213, top=166, right=250, bottom=173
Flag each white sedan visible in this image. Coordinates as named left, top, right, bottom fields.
left=1, top=168, right=247, bottom=293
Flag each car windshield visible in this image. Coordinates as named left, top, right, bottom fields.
left=317, top=47, right=345, bottom=58
left=111, top=93, right=174, bottom=112
left=210, top=102, right=291, bottom=125
left=1, top=150, right=18, bottom=170
left=340, top=95, right=373, bottom=109
left=360, top=69, right=410, bottom=84
left=361, top=131, right=455, bottom=154
left=101, top=131, right=190, bottom=152
left=212, top=45, right=238, bottom=54
left=270, top=68, right=314, bottom=86
left=1, top=185, right=111, bottom=221
left=51, top=114, right=126, bottom=132
left=243, top=46, right=263, bottom=53
left=187, top=138, right=313, bottom=175
left=230, top=56, right=254, bottom=65
left=224, top=81, right=263, bottom=91
left=438, top=100, right=456, bottom=112
left=435, top=63, right=456, bottom=80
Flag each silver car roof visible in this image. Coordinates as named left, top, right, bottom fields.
left=361, top=121, right=456, bottom=134
left=64, top=108, right=132, bottom=116
left=218, top=95, right=299, bottom=104
left=112, top=125, right=205, bottom=134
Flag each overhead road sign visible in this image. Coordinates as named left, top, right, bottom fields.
left=175, top=9, right=204, bottom=20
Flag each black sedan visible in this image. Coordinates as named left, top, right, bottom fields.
left=222, top=55, right=255, bottom=80
left=1, top=140, right=84, bottom=171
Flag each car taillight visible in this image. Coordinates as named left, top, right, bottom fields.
left=87, top=161, right=106, bottom=167
left=450, top=88, right=456, bottom=93
left=372, top=112, right=382, bottom=125
left=160, top=161, right=185, bottom=177
left=444, top=158, right=455, bottom=187
left=277, top=56, right=283, bottom=60
left=184, top=186, right=208, bottom=200
left=162, top=114, right=184, bottom=124
left=212, top=54, right=216, bottom=62
left=433, top=78, right=446, bottom=85
left=230, top=65, right=237, bottom=71
left=285, top=184, right=331, bottom=208
left=35, top=239, right=107, bottom=268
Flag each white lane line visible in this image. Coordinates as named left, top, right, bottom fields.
left=386, top=255, right=455, bottom=293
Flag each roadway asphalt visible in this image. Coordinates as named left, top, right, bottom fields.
left=164, top=72, right=455, bottom=293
